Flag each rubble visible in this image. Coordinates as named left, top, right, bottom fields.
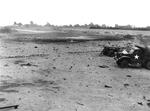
left=115, top=45, right=150, bottom=69
left=20, top=63, right=38, bottom=67
left=147, top=103, right=150, bottom=108
left=101, top=46, right=122, bottom=57
left=126, top=75, right=132, bottom=77
left=0, top=105, right=19, bottom=110
left=104, top=85, right=112, bottom=88
left=98, top=65, right=109, bottom=68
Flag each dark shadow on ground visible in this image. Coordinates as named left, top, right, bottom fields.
left=4, top=31, right=135, bottom=44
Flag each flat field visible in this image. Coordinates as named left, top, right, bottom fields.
left=0, top=27, right=150, bottom=111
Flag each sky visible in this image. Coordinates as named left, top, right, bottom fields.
left=0, top=0, right=150, bottom=27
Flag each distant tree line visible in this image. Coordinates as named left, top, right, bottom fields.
left=60, top=23, right=150, bottom=31
left=13, top=21, right=55, bottom=27
left=89, top=24, right=150, bottom=31
left=13, top=21, right=150, bottom=31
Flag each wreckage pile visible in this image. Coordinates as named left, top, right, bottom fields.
left=101, top=44, right=150, bottom=69
left=101, top=46, right=123, bottom=57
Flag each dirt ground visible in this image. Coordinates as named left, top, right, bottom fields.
left=0, top=27, right=150, bottom=111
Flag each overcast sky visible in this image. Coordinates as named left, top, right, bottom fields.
left=0, top=0, right=150, bottom=27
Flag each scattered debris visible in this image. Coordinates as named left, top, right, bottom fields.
left=104, top=85, right=112, bottom=88
left=76, top=102, right=84, bottom=106
left=124, top=83, right=130, bottom=87
left=69, top=66, right=73, bottom=70
left=101, top=46, right=122, bottom=57
left=20, top=63, right=32, bottom=66
left=34, top=79, right=56, bottom=85
left=0, top=105, right=19, bottom=110
left=99, top=65, right=109, bottom=68
left=126, top=75, right=132, bottom=77
left=147, top=103, right=150, bottom=108
left=53, top=67, right=56, bottom=69
left=137, top=102, right=143, bottom=106
left=20, top=63, right=38, bottom=67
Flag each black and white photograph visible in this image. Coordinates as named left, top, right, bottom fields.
left=0, top=0, right=150, bottom=111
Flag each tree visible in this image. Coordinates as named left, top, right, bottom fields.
left=69, top=24, right=73, bottom=27
left=45, top=22, right=51, bottom=27
left=18, top=22, right=23, bottom=26
left=30, top=21, right=34, bottom=25
left=102, top=24, right=107, bottom=28
left=13, top=21, right=17, bottom=25
left=74, top=24, right=80, bottom=27
left=89, top=22, right=94, bottom=27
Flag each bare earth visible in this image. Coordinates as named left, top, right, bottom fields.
left=0, top=27, right=150, bottom=111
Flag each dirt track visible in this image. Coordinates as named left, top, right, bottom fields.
left=0, top=28, right=150, bottom=111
